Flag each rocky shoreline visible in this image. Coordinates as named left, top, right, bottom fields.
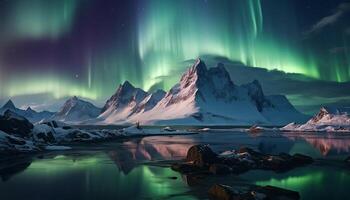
left=171, top=144, right=314, bottom=200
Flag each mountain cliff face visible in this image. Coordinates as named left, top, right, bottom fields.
left=52, top=96, right=101, bottom=122
left=0, top=100, right=54, bottom=123
left=98, top=59, right=307, bottom=125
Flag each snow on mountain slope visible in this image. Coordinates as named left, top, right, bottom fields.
left=99, top=59, right=307, bottom=125
left=98, top=81, right=149, bottom=123
left=0, top=100, right=54, bottom=123
left=281, top=107, right=350, bottom=132
left=262, top=95, right=309, bottom=124
left=52, top=96, right=101, bottom=123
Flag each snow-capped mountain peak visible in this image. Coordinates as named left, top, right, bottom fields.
left=98, top=59, right=307, bottom=125
left=101, top=81, right=148, bottom=113
left=52, top=96, right=101, bottom=123
left=0, top=100, right=54, bottom=123
left=282, top=106, right=350, bottom=132
left=1, top=100, right=16, bottom=110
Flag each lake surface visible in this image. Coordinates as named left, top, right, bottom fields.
left=1, top=130, right=350, bottom=200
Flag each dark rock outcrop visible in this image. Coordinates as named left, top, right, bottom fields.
left=0, top=110, right=34, bottom=138
left=172, top=145, right=313, bottom=175
left=208, top=184, right=300, bottom=200
left=186, top=145, right=218, bottom=167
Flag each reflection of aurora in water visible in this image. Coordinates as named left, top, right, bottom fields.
left=0, top=154, right=195, bottom=200
left=1, top=132, right=350, bottom=200
left=243, top=166, right=350, bottom=200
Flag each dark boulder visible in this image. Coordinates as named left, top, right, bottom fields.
left=66, top=130, right=91, bottom=142
left=186, top=145, right=218, bottom=167
left=209, top=164, right=231, bottom=175
left=0, top=110, right=33, bottom=138
left=36, top=132, right=56, bottom=143
left=171, top=163, right=202, bottom=174
left=291, top=153, right=313, bottom=166
left=208, top=184, right=255, bottom=200
left=208, top=184, right=300, bottom=200
left=345, top=156, right=350, bottom=165
left=256, top=185, right=300, bottom=200
left=208, top=184, right=236, bottom=200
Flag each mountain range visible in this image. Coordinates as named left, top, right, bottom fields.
left=1, top=59, right=310, bottom=125
left=96, top=59, right=308, bottom=125
left=0, top=100, right=54, bottom=123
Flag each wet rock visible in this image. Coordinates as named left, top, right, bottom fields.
left=186, top=145, right=218, bottom=167
left=209, top=164, right=231, bottom=175
left=67, top=130, right=91, bottom=141
left=171, top=163, right=202, bottom=174
left=345, top=156, right=350, bottom=165
left=208, top=184, right=236, bottom=200
left=36, top=132, right=56, bottom=143
left=6, top=136, right=26, bottom=145
left=291, top=153, right=313, bottom=166
left=262, top=155, right=290, bottom=171
left=231, top=165, right=251, bottom=174
left=0, top=110, right=33, bottom=138
left=173, top=145, right=313, bottom=177
left=256, top=185, right=300, bottom=200
left=208, top=184, right=300, bottom=200
left=208, top=184, right=255, bottom=200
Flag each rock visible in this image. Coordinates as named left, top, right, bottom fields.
left=186, top=145, right=218, bottom=167
left=0, top=110, right=33, bottom=138
left=291, top=153, right=313, bottom=166
left=230, top=164, right=251, bottom=174
left=171, top=163, right=202, bottom=174
left=208, top=184, right=235, bottom=200
left=262, top=155, right=290, bottom=171
left=67, top=130, right=91, bottom=141
left=209, top=164, right=231, bottom=175
left=36, top=132, right=56, bottom=143
left=345, top=156, right=350, bottom=165
left=256, top=185, right=300, bottom=200
left=5, top=136, right=26, bottom=145
left=208, top=184, right=254, bottom=200
left=238, top=147, right=264, bottom=160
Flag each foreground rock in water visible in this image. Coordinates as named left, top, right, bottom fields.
left=172, top=144, right=313, bottom=175
left=187, top=145, right=219, bottom=167
left=208, top=184, right=300, bottom=200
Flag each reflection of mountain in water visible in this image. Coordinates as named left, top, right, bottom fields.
left=257, top=136, right=295, bottom=155
left=303, top=137, right=350, bottom=156
left=0, top=157, right=32, bottom=181
left=285, top=134, right=350, bottom=156
left=108, top=137, right=195, bottom=174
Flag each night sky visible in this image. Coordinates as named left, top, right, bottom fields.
left=0, top=0, right=349, bottom=113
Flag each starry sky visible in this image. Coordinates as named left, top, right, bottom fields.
left=0, top=0, right=349, bottom=113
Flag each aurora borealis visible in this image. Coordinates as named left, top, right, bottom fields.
left=0, top=0, right=349, bottom=112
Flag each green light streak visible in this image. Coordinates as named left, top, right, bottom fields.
left=6, top=76, right=98, bottom=100
left=137, top=0, right=321, bottom=91
left=10, top=0, right=78, bottom=39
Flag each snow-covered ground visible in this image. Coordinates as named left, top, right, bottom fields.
left=0, top=110, right=195, bottom=154
left=281, top=107, right=350, bottom=132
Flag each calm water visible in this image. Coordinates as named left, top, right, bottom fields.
left=1, top=130, right=350, bottom=200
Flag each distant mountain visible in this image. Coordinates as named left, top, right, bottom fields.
left=98, top=59, right=307, bottom=125
left=282, top=107, right=350, bottom=132
left=52, top=96, right=101, bottom=123
left=0, top=100, right=54, bottom=123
